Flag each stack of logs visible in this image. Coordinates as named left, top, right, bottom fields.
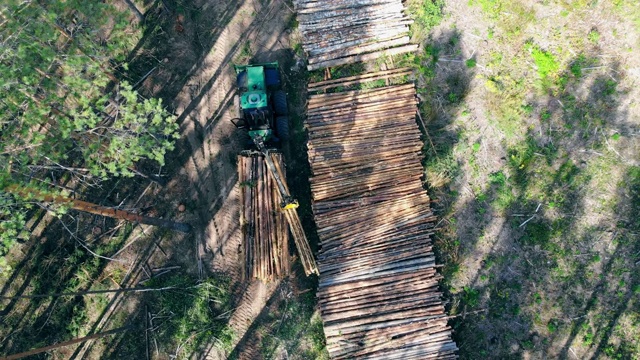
left=306, top=71, right=458, bottom=359
left=293, top=0, right=418, bottom=70
left=238, top=153, right=290, bottom=281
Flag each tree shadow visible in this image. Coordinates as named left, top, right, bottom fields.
left=555, top=164, right=640, bottom=359
left=0, top=208, right=138, bottom=357
left=402, top=28, right=475, bottom=287
left=449, top=50, right=639, bottom=358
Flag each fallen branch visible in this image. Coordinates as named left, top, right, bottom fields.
left=0, top=286, right=178, bottom=300
left=519, top=203, right=541, bottom=227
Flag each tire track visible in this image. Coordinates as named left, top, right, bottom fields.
left=168, top=1, right=291, bottom=358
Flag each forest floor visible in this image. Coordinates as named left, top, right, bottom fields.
left=420, top=0, right=640, bottom=358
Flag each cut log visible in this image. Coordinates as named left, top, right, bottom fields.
left=308, top=44, right=419, bottom=70
left=294, top=0, right=416, bottom=69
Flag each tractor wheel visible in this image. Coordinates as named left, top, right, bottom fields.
left=265, top=68, right=281, bottom=87
left=273, top=90, right=288, bottom=116
left=276, top=116, right=289, bottom=141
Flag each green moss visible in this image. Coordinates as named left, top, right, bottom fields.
left=462, top=286, right=481, bottom=308
left=260, top=289, right=329, bottom=360
left=489, top=170, right=507, bottom=186
left=528, top=45, right=559, bottom=85
left=602, top=78, right=617, bottom=96
left=425, top=151, right=461, bottom=188
left=587, top=29, right=600, bottom=43
left=470, top=0, right=534, bottom=36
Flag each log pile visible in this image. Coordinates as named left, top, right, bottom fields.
left=293, top=0, right=418, bottom=70
left=238, top=153, right=290, bottom=281
left=306, top=71, right=458, bottom=359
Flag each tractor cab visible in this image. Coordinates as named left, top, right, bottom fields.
left=239, top=66, right=269, bottom=134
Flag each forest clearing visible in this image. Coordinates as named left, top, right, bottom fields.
left=0, top=0, right=638, bottom=359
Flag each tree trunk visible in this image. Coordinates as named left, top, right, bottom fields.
left=4, top=326, right=131, bottom=360
left=121, top=0, right=145, bottom=22
left=4, top=184, right=192, bottom=233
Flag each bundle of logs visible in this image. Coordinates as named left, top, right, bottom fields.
left=238, top=153, right=290, bottom=281
left=306, top=71, right=458, bottom=359
left=292, top=0, right=418, bottom=70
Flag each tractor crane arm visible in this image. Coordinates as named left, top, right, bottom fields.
left=251, top=135, right=299, bottom=210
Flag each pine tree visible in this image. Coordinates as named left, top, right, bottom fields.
left=0, top=0, right=182, bottom=270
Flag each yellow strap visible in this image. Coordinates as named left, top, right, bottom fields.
left=283, top=203, right=299, bottom=210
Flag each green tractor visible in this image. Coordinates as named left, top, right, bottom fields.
left=232, top=62, right=289, bottom=149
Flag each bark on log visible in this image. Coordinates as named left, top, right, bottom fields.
left=294, top=0, right=415, bottom=70
left=308, top=45, right=419, bottom=70
left=121, top=0, right=144, bottom=22
left=4, top=326, right=131, bottom=360
left=3, top=184, right=191, bottom=233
